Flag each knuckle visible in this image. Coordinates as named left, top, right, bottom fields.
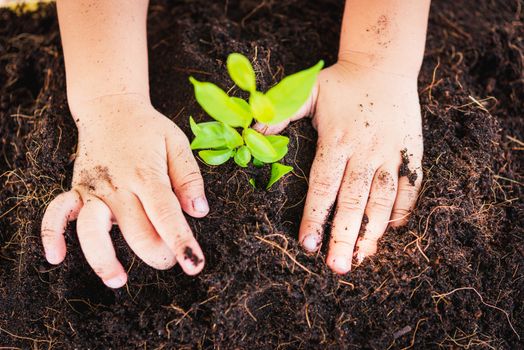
left=392, top=207, right=411, bottom=217
left=41, top=229, right=58, bottom=245
left=398, top=183, right=420, bottom=197
left=135, top=166, right=167, bottom=184
left=368, top=196, right=394, bottom=212
left=154, top=204, right=179, bottom=226
left=309, top=178, right=337, bottom=197
left=303, top=217, right=326, bottom=229
left=332, top=132, right=351, bottom=147
left=337, top=196, right=365, bottom=212
left=178, top=171, right=204, bottom=191
left=331, top=236, right=357, bottom=248
left=173, top=235, right=195, bottom=256
left=41, top=228, right=55, bottom=239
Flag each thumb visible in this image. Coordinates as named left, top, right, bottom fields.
left=253, top=81, right=319, bottom=135
left=166, top=128, right=209, bottom=218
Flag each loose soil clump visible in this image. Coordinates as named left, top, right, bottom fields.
left=0, top=0, right=522, bottom=348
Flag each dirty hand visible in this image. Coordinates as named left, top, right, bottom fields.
left=41, top=95, right=209, bottom=288
left=258, top=61, right=423, bottom=273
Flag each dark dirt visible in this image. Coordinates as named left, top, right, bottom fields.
left=1, top=0, right=523, bottom=348
left=399, top=148, right=418, bottom=186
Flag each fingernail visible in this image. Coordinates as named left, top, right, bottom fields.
left=45, top=251, right=61, bottom=265
left=302, top=235, right=319, bottom=252
left=332, top=257, right=350, bottom=273
left=104, top=274, right=127, bottom=289
left=193, top=197, right=209, bottom=214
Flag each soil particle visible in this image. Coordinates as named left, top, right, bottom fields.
left=359, top=214, right=369, bottom=235
left=393, top=325, right=412, bottom=339
left=399, top=148, right=418, bottom=185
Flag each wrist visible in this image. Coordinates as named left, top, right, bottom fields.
left=337, top=49, right=422, bottom=80
left=68, top=93, right=152, bottom=127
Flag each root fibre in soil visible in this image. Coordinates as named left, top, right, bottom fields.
left=0, top=0, right=523, bottom=348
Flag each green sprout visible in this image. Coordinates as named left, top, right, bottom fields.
left=189, top=52, right=323, bottom=188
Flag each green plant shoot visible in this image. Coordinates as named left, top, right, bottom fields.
left=267, top=163, right=294, bottom=189
left=189, top=52, right=323, bottom=188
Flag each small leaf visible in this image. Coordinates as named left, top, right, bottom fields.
left=227, top=53, right=256, bottom=92
left=266, top=60, right=324, bottom=125
left=267, top=163, right=293, bottom=189
left=198, top=149, right=233, bottom=166
left=189, top=116, right=200, bottom=135
left=234, top=146, right=251, bottom=167
left=248, top=178, right=256, bottom=188
left=222, top=124, right=244, bottom=149
left=252, top=158, right=265, bottom=168
left=230, top=97, right=251, bottom=115
left=190, top=77, right=250, bottom=127
left=229, top=97, right=253, bottom=128
left=266, top=135, right=289, bottom=161
left=249, top=91, right=275, bottom=123
left=190, top=121, right=227, bottom=150
left=243, top=128, right=277, bottom=163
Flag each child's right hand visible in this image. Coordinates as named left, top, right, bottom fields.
left=41, top=94, right=209, bottom=288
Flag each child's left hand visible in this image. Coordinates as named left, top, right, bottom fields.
left=256, top=61, right=423, bottom=273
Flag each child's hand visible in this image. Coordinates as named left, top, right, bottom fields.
left=256, top=61, right=423, bottom=273
left=41, top=95, right=208, bottom=288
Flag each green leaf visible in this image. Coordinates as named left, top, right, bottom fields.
left=243, top=128, right=278, bottom=163
left=267, top=163, right=293, bottom=189
left=266, top=135, right=289, bottom=161
left=189, top=116, right=200, bottom=135
left=198, top=149, right=233, bottom=166
left=248, top=178, right=256, bottom=188
left=234, top=145, right=251, bottom=167
left=249, top=91, right=275, bottom=124
left=265, top=60, right=324, bottom=125
left=230, top=97, right=251, bottom=115
left=189, top=77, right=251, bottom=127
left=252, top=158, right=265, bottom=167
left=222, top=124, right=244, bottom=149
left=229, top=97, right=253, bottom=128
left=227, top=53, right=256, bottom=92
left=190, top=120, right=227, bottom=150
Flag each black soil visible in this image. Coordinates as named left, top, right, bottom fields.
left=1, top=0, right=523, bottom=348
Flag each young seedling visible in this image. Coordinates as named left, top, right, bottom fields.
left=189, top=52, right=323, bottom=188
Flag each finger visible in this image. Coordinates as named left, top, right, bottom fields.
left=354, top=167, right=398, bottom=262
left=105, top=191, right=178, bottom=270
left=166, top=131, right=209, bottom=218
left=390, top=157, right=423, bottom=227
left=299, top=140, right=348, bottom=253
left=327, top=163, right=375, bottom=274
left=137, top=183, right=205, bottom=276
left=253, top=119, right=293, bottom=135
left=41, top=190, right=83, bottom=264
left=253, top=81, right=319, bottom=135
left=76, top=196, right=127, bottom=288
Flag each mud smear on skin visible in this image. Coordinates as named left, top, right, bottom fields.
left=0, top=0, right=523, bottom=349
left=183, top=246, right=203, bottom=267
left=76, top=165, right=116, bottom=192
